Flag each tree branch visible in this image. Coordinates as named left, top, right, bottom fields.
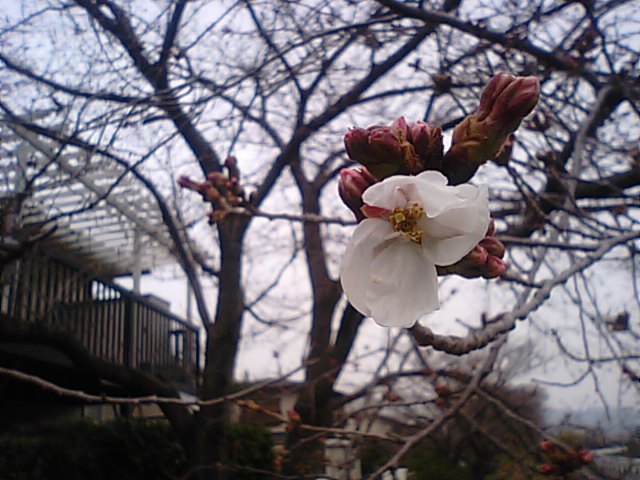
left=410, top=229, right=640, bottom=354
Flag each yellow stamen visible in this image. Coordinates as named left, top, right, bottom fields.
left=388, top=203, right=426, bottom=244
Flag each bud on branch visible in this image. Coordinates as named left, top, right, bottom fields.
left=344, top=116, right=443, bottom=179
left=338, top=167, right=378, bottom=222
left=178, top=156, right=247, bottom=223
left=443, top=73, right=540, bottom=184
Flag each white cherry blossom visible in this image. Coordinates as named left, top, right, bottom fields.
left=340, top=171, right=489, bottom=328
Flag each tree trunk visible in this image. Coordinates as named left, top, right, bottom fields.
left=195, top=217, right=249, bottom=480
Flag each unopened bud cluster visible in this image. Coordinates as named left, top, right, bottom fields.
left=343, top=73, right=539, bottom=185
left=539, top=440, right=594, bottom=476
left=344, top=116, right=444, bottom=179
left=178, top=156, right=247, bottom=223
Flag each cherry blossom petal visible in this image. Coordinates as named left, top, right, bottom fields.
left=364, top=242, right=439, bottom=327
left=414, top=172, right=482, bottom=218
left=362, top=175, right=417, bottom=210
left=340, top=219, right=396, bottom=317
left=417, top=187, right=489, bottom=265
left=420, top=206, right=489, bottom=265
left=340, top=219, right=439, bottom=328
left=415, top=170, right=449, bottom=186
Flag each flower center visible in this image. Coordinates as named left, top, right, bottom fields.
left=388, top=202, right=425, bottom=244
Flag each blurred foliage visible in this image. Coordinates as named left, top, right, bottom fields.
left=556, top=429, right=587, bottom=448
left=226, top=422, right=275, bottom=479
left=0, top=418, right=187, bottom=480
left=404, top=447, right=472, bottom=480
left=359, top=438, right=395, bottom=476
left=485, top=454, right=546, bottom=480
left=359, top=438, right=472, bottom=479
left=0, top=418, right=276, bottom=480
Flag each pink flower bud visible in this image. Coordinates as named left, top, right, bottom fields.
left=479, top=237, right=505, bottom=259
left=225, top=155, right=241, bottom=180
left=477, top=73, right=540, bottom=129
left=434, top=383, right=450, bottom=396
left=483, top=256, right=506, bottom=278
left=343, top=128, right=370, bottom=162
left=338, top=167, right=378, bottom=222
left=437, top=246, right=488, bottom=278
left=343, top=116, right=449, bottom=179
left=391, top=117, right=423, bottom=173
left=465, top=245, right=489, bottom=267
left=390, top=116, right=410, bottom=140
left=368, top=127, right=403, bottom=160
left=178, top=176, right=221, bottom=202
left=540, top=440, right=556, bottom=453
left=578, top=447, right=595, bottom=465
left=443, top=73, right=540, bottom=184
left=477, top=73, right=516, bottom=121
left=344, top=126, right=403, bottom=168
left=580, top=452, right=594, bottom=464
left=408, top=121, right=444, bottom=170
left=492, top=76, right=540, bottom=128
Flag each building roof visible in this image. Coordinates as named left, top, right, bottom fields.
left=0, top=110, right=195, bottom=278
